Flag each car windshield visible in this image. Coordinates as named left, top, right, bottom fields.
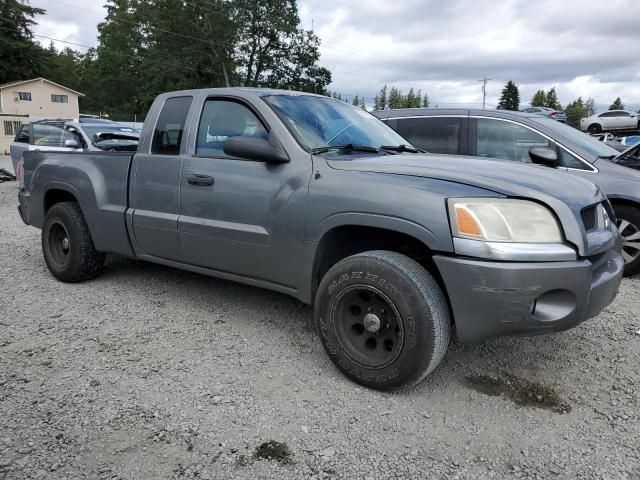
left=262, top=94, right=410, bottom=154
left=82, top=126, right=140, bottom=143
left=530, top=117, right=620, bottom=160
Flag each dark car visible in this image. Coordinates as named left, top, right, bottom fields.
left=373, top=108, right=640, bottom=275
left=614, top=143, right=640, bottom=171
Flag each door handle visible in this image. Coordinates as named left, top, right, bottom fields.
left=187, top=174, right=214, bottom=186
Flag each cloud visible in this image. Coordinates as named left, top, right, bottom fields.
left=31, top=0, right=640, bottom=110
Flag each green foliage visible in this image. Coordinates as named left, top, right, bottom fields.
left=422, top=93, right=430, bottom=108
left=497, top=80, right=520, bottom=111
left=544, top=87, right=562, bottom=110
left=531, top=89, right=546, bottom=107
left=564, top=97, right=586, bottom=127
left=0, top=0, right=46, bottom=84
left=374, top=85, right=388, bottom=110
left=584, top=97, right=596, bottom=116
left=372, top=85, right=428, bottom=110
left=609, top=97, right=625, bottom=110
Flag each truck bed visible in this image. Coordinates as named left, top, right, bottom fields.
left=19, top=150, right=135, bottom=257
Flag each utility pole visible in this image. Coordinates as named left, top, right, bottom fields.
left=478, top=77, right=491, bottom=109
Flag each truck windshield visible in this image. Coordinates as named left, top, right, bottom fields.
left=263, top=94, right=411, bottom=154
left=530, top=117, right=619, bottom=160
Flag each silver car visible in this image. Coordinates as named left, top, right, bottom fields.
left=10, top=120, right=139, bottom=173
left=580, top=110, right=639, bottom=134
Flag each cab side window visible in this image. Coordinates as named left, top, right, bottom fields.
left=15, top=125, right=30, bottom=143
left=476, top=118, right=550, bottom=163
left=151, top=96, right=193, bottom=155
left=395, top=117, right=462, bottom=154
left=196, top=99, right=268, bottom=158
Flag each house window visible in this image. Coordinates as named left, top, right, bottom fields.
left=3, top=120, right=23, bottom=136
left=51, top=94, right=69, bottom=103
left=18, top=92, right=32, bottom=101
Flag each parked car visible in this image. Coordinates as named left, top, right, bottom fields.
left=580, top=110, right=639, bottom=133
left=614, top=143, right=640, bottom=171
left=520, top=106, right=567, bottom=122
left=373, top=108, right=640, bottom=275
left=16, top=88, right=623, bottom=390
left=10, top=120, right=139, bottom=173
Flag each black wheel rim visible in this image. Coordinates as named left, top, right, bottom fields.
left=618, top=218, right=640, bottom=264
left=48, top=221, right=71, bottom=269
left=330, top=284, right=404, bottom=369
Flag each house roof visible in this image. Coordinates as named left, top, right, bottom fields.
left=0, top=78, right=84, bottom=96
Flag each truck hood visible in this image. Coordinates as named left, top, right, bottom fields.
left=327, top=153, right=611, bottom=257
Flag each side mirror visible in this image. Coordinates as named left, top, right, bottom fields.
left=223, top=136, right=289, bottom=164
left=529, top=147, right=560, bottom=168
left=64, top=139, right=80, bottom=148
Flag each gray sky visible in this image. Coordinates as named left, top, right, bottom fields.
left=30, top=0, right=640, bottom=111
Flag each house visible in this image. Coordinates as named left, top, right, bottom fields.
left=0, top=78, right=84, bottom=154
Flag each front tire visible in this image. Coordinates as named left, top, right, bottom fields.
left=42, top=202, right=105, bottom=282
left=314, top=251, right=451, bottom=391
left=615, top=205, right=640, bottom=276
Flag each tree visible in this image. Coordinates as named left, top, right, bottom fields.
left=609, top=97, right=625, bottom=110
left=351, top=95, right=360, bottom=107
left=531, top=89, right=546, bottom=107
left=405, top=88, right=417, bottom=108
left=373, top=85, right=388, bottom=110
left=422, top=93, right=430, bottom=108
left=585, top=97, right=597, bottom=117
left=0, top=0, right=46, bottom=84
left=497, top=80, right=520, bottom=111
left=544, top=87, right=562, bottom=110
left=388, top=87, right=403, bottom=109
left=564, top=97, right=586, bottom=128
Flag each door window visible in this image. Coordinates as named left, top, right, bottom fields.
left=196, top=99, right=268, bottom=158
left=15, top=125, right=30, bottom=143
left=32, top=124, right=76, bottom=147
left=476, top=118, right=550, bottom=163
left=151, top=96, right=193, bottom=155
left=396, top=117, right=461, bottom=154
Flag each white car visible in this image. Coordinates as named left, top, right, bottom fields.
left=580, top=110, right=639, bottom=134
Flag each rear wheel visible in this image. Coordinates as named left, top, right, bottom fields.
left=42, top=202, right=105, bottom=282
left=614, top=205, right=640, bottom=277
left=314, top=250, right=451, bottom=391
left=588, top=123, right=602, bottom=134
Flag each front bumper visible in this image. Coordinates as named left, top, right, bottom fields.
left=433, top=247, right=624, bottom=343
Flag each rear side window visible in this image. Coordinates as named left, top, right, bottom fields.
left=151, top=96, right=192, bottom=155
left=14, top=125, right=30, bottom=143
left=32, top=124, right=76, bottom=147
left=196, top=99, right=268, bottom=158
left=396, top=117, right=461, bottom=154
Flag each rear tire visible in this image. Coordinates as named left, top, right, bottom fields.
left=614, top=205, right=640, bottom=277
left=42, top=202, right=105, bottom=282
left=588, top=123, right=602, bottom=134
left=314, top=250, right=451, bottom=391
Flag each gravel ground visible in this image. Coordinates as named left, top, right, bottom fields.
left=1, top=157, right=639, bottom=479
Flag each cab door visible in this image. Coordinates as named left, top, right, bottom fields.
left=129, top=95, right=193, bottom=261
left=178, top=97, right=311, bottom=287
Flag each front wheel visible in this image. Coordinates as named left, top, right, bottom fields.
left=615, top=205, right=640, bottom=276
left=314, top=251, right=451, bottom=391
left=42, top=202, right=105, bottom=282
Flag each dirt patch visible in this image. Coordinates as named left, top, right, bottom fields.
left=466, top=372, right=572, bottom=414
left=253, top=440, right=293, bottom=464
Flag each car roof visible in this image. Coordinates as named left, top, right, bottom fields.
left=371, top=108, right=542, bottom=120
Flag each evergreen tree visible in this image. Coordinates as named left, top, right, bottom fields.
left=531, top=89, right=546, bottom=107
left=585, top=97, right=597, bottom=116
left=564, top=97, right=586, bottom=127
left=405, top=88, right=417, bottom=108
left=0, top=0, right=46, bottom=84
left=422, top=93, right=430, bottom=108
left=352, top=95, right=360, bottom=107
left=497, top=80, right=520, bottom=111
left=388, top=87, right=403, bottom=109
left=374, top=85, right=388, bottom=110
left=609, top=97, right=625, bottom=110
left=544, top=87, right=562, bottom=110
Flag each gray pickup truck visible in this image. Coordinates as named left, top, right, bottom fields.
left=17, top=88, right=624, bottom=390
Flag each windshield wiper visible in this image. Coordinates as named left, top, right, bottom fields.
left=311, top=144, right=380, bottom=154
left=380, top=144, right=423, bottom=153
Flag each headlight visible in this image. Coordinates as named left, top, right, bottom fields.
left=448, top=198, right=563, bottom=243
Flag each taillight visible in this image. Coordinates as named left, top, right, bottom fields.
left=16, top=159, right=24, bottom=188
